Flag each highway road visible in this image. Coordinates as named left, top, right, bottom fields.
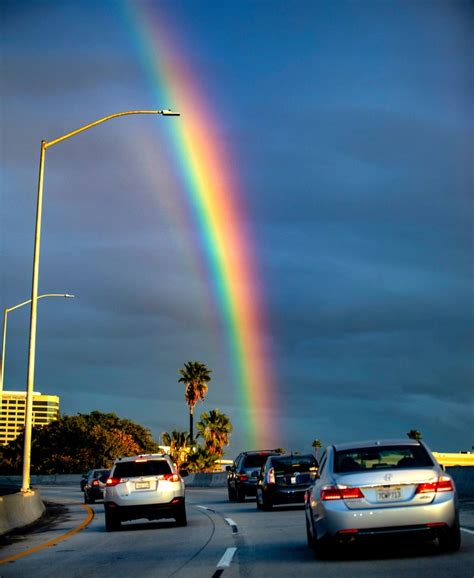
left=1, top=485, right=473, bottom=577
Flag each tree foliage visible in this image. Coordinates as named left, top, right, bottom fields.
left=407, top=429, right=422, bottom=440
left=0, top=411, right=161, bottom=474
left=178, top=361, right=212, bottom=441
left=161, top=430, right=192, bottom=470
left=196, top=409, right=232, bottom=459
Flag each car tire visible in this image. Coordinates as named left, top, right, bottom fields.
left=306, top=515, right=316, bottom=548
left=306, top=516, right=334, bottom=560
left=261, top=490, right=273, bottom=511
left=438, top=520, right=461, bottom=553
left=228, top=484, right=237, bottom=502
left=105, top=511, right=121, bottom=532
left=256, top=488, right=263, bottom=510
left=175, top=504, right=187, bottom=527
left=84, top=492, right=91, bottom=504
left=236, top=487, right=246, bottom=502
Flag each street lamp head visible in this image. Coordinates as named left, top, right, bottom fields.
left=160, top=109, right=180, bottom=116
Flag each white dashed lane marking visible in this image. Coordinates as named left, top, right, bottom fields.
left=217, top=547, right=237, bottom=569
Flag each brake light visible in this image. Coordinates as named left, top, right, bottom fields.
left=320, top=485, right=364, bottom=500
left=92, top=479, right=99, bottom=487
left=162, top=473, right=180, bottom=482
left=416, top=476, right=454, bottom=494
left=105, top=477, right=124, bottom=487
left=238, top=474, right=248, bottom=482
left=437, top=477, right=454, bottom=492
left=267, top=467, right=275, bottom=485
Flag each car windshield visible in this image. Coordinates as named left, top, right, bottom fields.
left=271, top=456, right=317, bottom=474
left=113, top=460, right=171, bottom=478
left=334, top=445, right=434, bottom=473
left=93, top=469, right=109, bottom=478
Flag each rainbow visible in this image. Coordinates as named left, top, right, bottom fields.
left=121, top=1, right=278, bottom=448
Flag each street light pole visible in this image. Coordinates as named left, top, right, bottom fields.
left=0, top=294, right=74, bottom=409
left=21, top=109, right=179, bottom=493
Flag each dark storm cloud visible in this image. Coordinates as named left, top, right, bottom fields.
left=1, top=0, right=472, bottom=453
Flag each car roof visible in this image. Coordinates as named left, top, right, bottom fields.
left=114, top=453, right=169, bottom=463
left=332, top=439, right=423, bottom=451
left=269, top=453, right=316, bottom=459
left=241, top=450, right=281, bottom=455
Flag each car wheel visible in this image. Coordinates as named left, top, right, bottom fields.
left=228, top=484, right=237, bottom=502
left=261, top=490, right=273, bottom=511
left=438, top=520, right=461, bottom=553
left=175, top=504, right=187, bottom=527
left=84, top=492, right=91, bottom=504
left=236, top=487, right=246, bottom=502
left=306, top=515, right=316, bottom=548
left=105, top=511, right=121, bottom=532
left=256, top=488, right=263, bottom=510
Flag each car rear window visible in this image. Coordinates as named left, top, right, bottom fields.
left=243, top=454, right=277, bottom=469
left=113, top=460, right=172, bottom=478
left=334, top=445, right=434, bottom=473
left=271, top=456, right=317, bottom=474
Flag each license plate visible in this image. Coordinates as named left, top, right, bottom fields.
left=291, top=476, right=297, bottom=484
left=376, top=486, right=401, bottom=501
left=135, top=481, right=150, bottom=490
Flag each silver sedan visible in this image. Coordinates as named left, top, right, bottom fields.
left=305, top=439, right=461, bottom=558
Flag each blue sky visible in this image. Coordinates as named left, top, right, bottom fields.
left=1, top=0, right=472, bottom=454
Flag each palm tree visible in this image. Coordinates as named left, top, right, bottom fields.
left=196, top=409, right=232, bottom=459
left=178, top=361, right=212, bottom=442
left=311, top=439, right=322, bottom=460
left=161, top=430, right=192, bottom=470
left=407, top=429, right=422, bottom=440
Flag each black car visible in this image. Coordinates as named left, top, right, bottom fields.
left=83, top=469, right=110, bottom=504
left=256, top=453, right=318, bottom=510
left=227, top=450, right=281, bottom=501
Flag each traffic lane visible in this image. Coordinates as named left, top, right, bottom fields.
left=187, top=487, right=474, bottom=578
left=0, top=490, right=238, bottom=578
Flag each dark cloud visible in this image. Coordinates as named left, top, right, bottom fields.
left=1, top=0, right=472, bottom=454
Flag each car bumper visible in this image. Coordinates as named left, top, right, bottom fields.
left=311, top=493, right=458, bottom=539
left=104, top=497, right=185, bottom=521
left=266, top=485, right=308, bottom=504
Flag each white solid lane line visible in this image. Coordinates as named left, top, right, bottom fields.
left=217, top=547, right=237, bottom=569
left=461, top=527, right=474, bottom=535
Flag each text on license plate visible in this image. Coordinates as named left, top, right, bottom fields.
left=376, top=487, right=401, bottom=501
left=135, top=481, right=150, bottom=490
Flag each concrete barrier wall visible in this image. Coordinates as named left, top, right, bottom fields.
left=0, top=490, right=45, bottom=536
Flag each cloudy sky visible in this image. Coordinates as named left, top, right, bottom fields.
left=1, top=0, right=472, bottom=456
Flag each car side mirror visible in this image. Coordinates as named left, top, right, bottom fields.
left=179, top=470, right=189, bottom=478
left=226, top=466, right=232, bottom=472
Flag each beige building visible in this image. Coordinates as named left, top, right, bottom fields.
left=0, top=391, right=59, bottom=445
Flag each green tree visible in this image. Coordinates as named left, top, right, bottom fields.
left=196, top=409, right=232, bottom=459
left=162, top=430, right=193, bottom=470
left=178, top=361, right=212, bottom=442
left=311, top=439, right=322, bottom=460
left=407, top=429, right=422, bottom=440
left=186, top=446, right=219, bottom=472
left=0, top=411, right=161, bottom=475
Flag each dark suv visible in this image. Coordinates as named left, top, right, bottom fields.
left=227, top=450, right=281, bottom=501
left=256, top=453, right=318, bottom=510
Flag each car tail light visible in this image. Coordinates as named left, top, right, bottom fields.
left=106, top=477, right=124, bottom=487
left=92, top=480, right=99, bottom=487
left=320, top=485, right=364, bottom=500
left=416, top=476, right=454, bottom=494
left=238, top=474, right=248, bottom=482
left=162, top=473, right=181, bottom=482
left=267, top=467, right=276, bottom=485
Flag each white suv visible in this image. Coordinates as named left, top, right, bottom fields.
left=104, top=453, right=186, bottom=531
